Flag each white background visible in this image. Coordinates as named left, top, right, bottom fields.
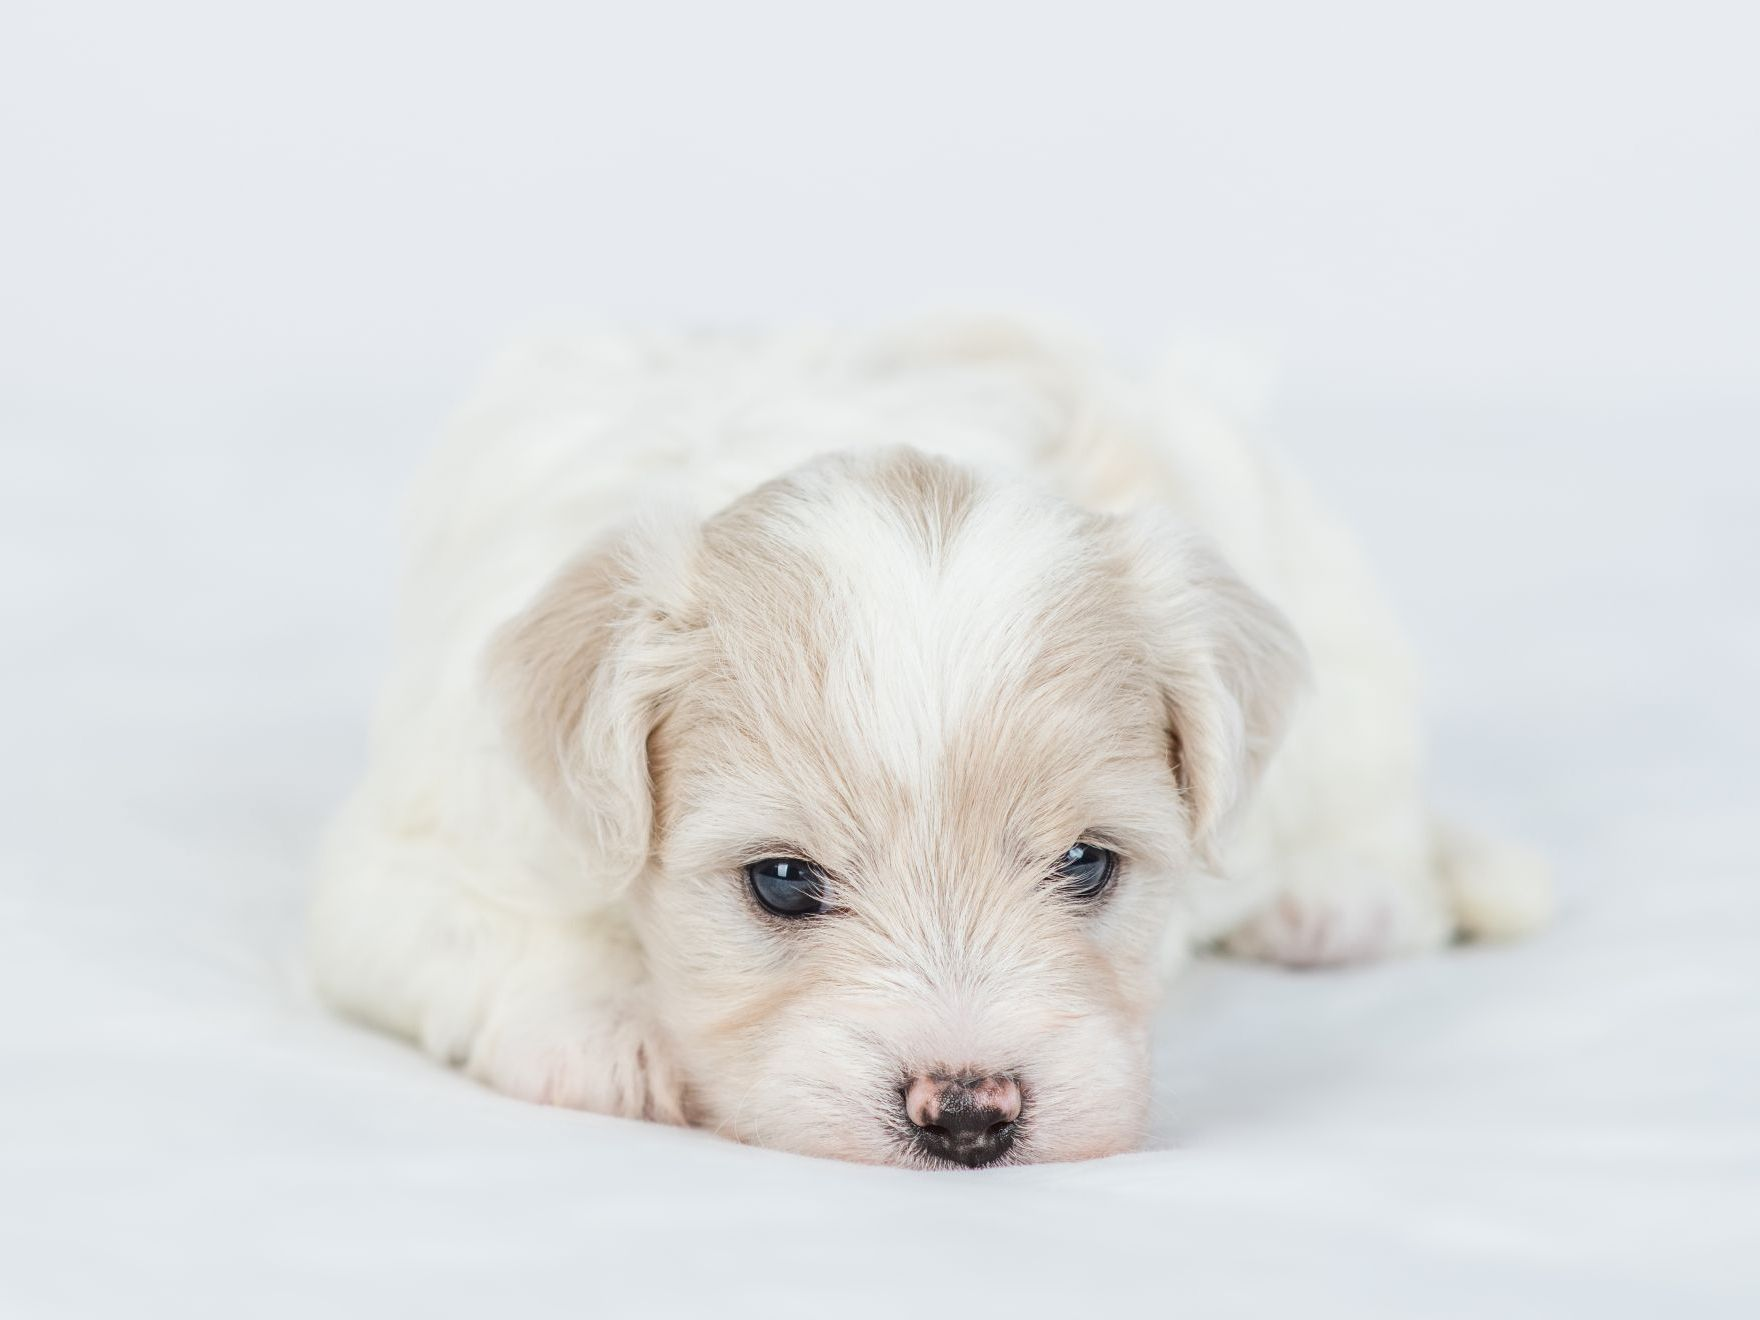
left=3, top=4, right=1756, bottom=1317
left=6, top=1, right=1756, bottom=405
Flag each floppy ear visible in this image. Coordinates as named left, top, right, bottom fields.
left=485, top=518, right=695, bottom=894
left=1117, top=512, right=1309, bottom=846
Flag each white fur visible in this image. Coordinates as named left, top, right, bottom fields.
left=308, top=321, right=1549, bottom=1165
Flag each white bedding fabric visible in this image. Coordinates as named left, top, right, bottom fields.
left=3, top=389, right=1755, bottom=1318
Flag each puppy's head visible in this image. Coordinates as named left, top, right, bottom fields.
left=492, top=448, right=1304, bottom=1166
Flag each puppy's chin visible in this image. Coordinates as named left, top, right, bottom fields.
left=686, top=1028, right=1154, bottom=1169
left=710, top=1089, right=1149, bottom=1169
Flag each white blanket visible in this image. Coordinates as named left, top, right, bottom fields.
left=4, top=392, right=1754, bottom=1318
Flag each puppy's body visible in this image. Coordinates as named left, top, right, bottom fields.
left=311, top=324, right=1547, bottom=1162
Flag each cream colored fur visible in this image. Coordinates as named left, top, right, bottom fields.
left=308, top=322, right=1549, bottom=1165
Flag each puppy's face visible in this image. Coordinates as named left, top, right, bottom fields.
left=495, top=449, right=1303, bottom=1166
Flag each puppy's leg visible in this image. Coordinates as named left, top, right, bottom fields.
left=1432, top=818, right=1554, bottom=942
left=1221, top=814, right=1551, bottom=968
left=462, top=927, right=687, bottom=1123
left=308, top=822, right=686, bottom=1122
left=1221, top=812, right=1454, bottom=968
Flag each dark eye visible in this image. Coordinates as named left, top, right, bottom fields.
left=746, top=857, right=829, bottom=917
left=1052, top=842, right=1117, bottom=900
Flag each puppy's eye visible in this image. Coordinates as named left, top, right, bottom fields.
left=746, top=857, right=829, bottom=917
left=1052, top=842, right=1117, bottom=900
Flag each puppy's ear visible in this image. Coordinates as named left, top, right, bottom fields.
left=485, top=517, right=695, bottom=895
left=1117, top=512, right=1309, bottom=846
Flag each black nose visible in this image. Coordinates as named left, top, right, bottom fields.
left=904, top=1074, right=1023, bottom=1168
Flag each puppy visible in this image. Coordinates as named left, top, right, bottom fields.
left=309, top=322, right=1549, bottom=1167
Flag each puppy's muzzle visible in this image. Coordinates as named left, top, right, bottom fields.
left=903, top=1074, right=1022, bottom=1168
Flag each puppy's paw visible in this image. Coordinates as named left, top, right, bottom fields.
left=465, top=996, right=687, bottom=1124
left=1434, top=820, right=1553, bottom=941
left=1222, top=868, right=1452, bottom=969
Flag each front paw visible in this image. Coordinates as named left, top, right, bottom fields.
left=1223, top=873, right=1451, bottom=968
left=465, top=997, right=687, bottom=1124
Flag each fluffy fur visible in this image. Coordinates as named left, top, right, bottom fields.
left=308, top=321, right=1549, bottom=1165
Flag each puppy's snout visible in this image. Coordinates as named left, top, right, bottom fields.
left=903, top=1074, right=1022, bottom=1168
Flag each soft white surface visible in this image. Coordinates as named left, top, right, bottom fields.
left=3, top=389, right=1756, bottom=1317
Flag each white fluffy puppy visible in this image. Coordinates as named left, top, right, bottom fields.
left=310, top=322, right=1548, bottom=1167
